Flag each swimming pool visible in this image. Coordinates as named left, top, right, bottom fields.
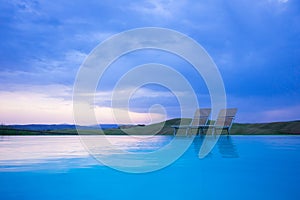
left=0, top=135, right=299, bottom=200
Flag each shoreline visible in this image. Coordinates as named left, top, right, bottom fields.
left=1, top=118, right=300, bottom=135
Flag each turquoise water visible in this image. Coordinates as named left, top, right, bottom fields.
left=0, top=135, right=300, bottom=200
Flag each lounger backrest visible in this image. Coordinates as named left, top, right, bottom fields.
left=215, top=108, right=238, bottom=127
left=191, top=108, right=211, bottom=126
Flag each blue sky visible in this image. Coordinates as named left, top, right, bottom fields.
left=0, top=0, right=299, bottom=124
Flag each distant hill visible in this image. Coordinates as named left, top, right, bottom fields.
left=7, top=124, right=118, bottom=131
left=0, top=124, right=119, bottom=135
left=9, top=124, right=77, bottom=131
left=1, top=119, right=300, bottom=135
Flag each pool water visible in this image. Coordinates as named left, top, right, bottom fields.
left=0, top=135, right=300, bottom=200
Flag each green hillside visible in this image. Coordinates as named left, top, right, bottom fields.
left=231, top=120, right=300, bottom=134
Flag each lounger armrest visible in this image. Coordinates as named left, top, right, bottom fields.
left=213, top=125, right=230, bottom=129
left=189, top=125, right=208, bottom=128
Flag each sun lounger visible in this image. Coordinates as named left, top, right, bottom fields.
left=171, top=108, right=211, bottom=136
left=208, top=108, right=237, bottom=135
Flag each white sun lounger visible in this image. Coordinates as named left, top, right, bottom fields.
left=171, top=108, right=211, bottom=136
left=206, top=108, right=238, bottom=135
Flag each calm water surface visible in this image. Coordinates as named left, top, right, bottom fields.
left=0, top=135, right=300, bottom=200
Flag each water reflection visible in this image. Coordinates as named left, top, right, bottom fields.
left=0, top=135, right=175, bottom=172
left=217, top=136, right=239, bottom=158
left=82, top=135, right=192, bottom=173
left=0, top=136, right=95, bottom=172
left=193, top=135, right=239, bottom=158
left=0, top=135, right=240, bottom=172
left=193, top=135, right=213, bottom=158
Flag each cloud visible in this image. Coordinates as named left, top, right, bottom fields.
left=0, top=89, right=74, bottom=124
left=127, top=0, right=186, bottom=20
left=277, top=0, right=288, bottom=3
left=1, top=0, right=299, bottom=124
left=10, top=0, right=41, bottom=15
left=74, top=31, right=117, bottom=45
left=227, top=94, right=300, bottom=123
left=0, top=84, right=168, bottom=125
left=261, top=105, right=300, bottom=122
left=76, top=84, right=196, bottom=120
left=235, top=104, right=300, bottom=123
left=0, top=50, right=87, bottom=86
left=94, top=87, right=178, bottom=103
left=94, top=106, right=165, bottom=125
left=129, top=0, right=172, bottom=18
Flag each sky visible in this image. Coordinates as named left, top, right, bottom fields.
left=0, top=0, right=299, bottom=124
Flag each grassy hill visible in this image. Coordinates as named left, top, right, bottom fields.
left=1, top=119, right=300, bottom=135
left=101, top=119, right=300, bottom=135
left=231, top=120, right=300, bottom=134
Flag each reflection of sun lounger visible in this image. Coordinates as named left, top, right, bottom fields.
left=217, top=136, right=239, bottom=158
left=171, top=108, right=211, bottom=136
left=209, top=108, right=238, bottom=135
left=193, top=135, right=239, bottom=158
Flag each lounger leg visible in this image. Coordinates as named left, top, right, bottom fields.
left=197, top=128, right=202, bottom=135
left=173, top=128, right=177, bottom=136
